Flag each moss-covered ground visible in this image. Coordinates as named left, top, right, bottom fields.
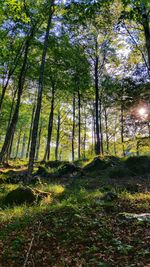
left=0, top=157, right=150, bottom=267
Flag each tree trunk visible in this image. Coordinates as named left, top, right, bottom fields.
left=43, top=85, right=55, bottom=161
left=7, top=86, right=18, bottom=128
left=0, top=29, right=33, bottom=163
left=72, top=93, right=75, bottom=161
left=94, top=39, right=100, bottom=155
left=99, top=94, right=103, bottom=155
left=15, top=130, right=21, bottom=159
left=21, top=133, right=26, bottom=159
left=83, top=115, right=86, bottom=158
left=104, top=107, right=109, bottom=153
left=35, top=121, right=42, bottom=161
left=121, top=89, right=125, bottom=156
left=26, top=104, right=35, bottom=158
left=141, top=2, right=150, bottom=71
left=28, top=0, right=55, bottom=174
left=55, top=110, right=60, bottom=160
left=78, top=90, right=81, bottom=159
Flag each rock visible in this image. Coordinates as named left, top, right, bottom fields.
left=57, top=162, right=80, bottom=176
left=3, top=187, right=36, bottom=206
left=101, top=191, right=118, bottom=201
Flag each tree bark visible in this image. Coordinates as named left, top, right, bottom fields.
left=43, top=84, right=55, bottom=161
left=35, top=121, right=42, bottom=161
left=72, top=93, right=75, bottom=161
left=83, top=115, right=86, bottom=159
left=55, top=110, right=60, bottom=160
left=141, top=2, right=150, bottom=71
left=15, top=130, right=21, bottom=158
left=121, top=88, right=125, bottom=156
left=99, top=95, right=103, bottom=155
left=104, top=107, right=109, bottom=153
left=21, top=133, right=26, bottom=159
left=26, top=104, right=35, bottom=158
left=28, top=0, right=55, bottom=174
left=94, top=39, right=100, bottom=155
left=78, top=90, right=81, bottom=159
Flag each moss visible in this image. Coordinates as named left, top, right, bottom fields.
left=83, top=157, right=107, bottom=172
left=125, top=156, right=150, bottom=175
left=109, top=166, right=130, bottom=179
left=57, top=162, right=80, bottom=176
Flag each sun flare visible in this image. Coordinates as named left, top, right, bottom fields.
left=138, top=107, right=146, bottom=116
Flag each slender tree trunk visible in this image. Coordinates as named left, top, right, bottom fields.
left=0, top=29, right=33, bottom=163
left=28, top=1, right=55, bottom=174
left=7, top=86, right=18, bottom=128
left=121, top=89, right=125, bottom=156
left=148, top=122, right=150, bottom=138
left=21, top=133, right=26, bottom=159
left=5, top=88, right=17, bottom=161
left=43, top=85, right=55, bottom=161
left=35, top=121, right=42, bottom=161
left=94, top=39, right=100, bottom=155
left=7, top=129, right=15, bottom=160
left=83, top=115, right=86, bottom=158
left=104, top=107, right=109, bottom=153
left=72, top=93, right=75, bottom=161
left=78, top=90, right=81, bottom=159
left=114, top=114, right=117, bottom=156
left=15, top=130, right=21, bottom=158
left=99, top=95, right=103, bottom=155
left=141, top=2, right=150, bottom=71
left=26, top=104, right=35, bottom=158
left=136, top=140, right=140, bottom=156
left=55, top=110, right=60, bottom=160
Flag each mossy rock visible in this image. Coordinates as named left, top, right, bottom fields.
left=3, top=187, right=36, bottom=206
left=83, top=157, right=107, bottom=172
left=57, top=162, right=80, bottom=176
left=36, top=165, right=49, bottom=177
left=104, top=156, right=122, bottom=167
left=125, top=156, right=150, bottom=175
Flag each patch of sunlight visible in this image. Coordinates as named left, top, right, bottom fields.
left=0, top=184, right=18, bottom=197
left=86, top=190, right=103, bottom=200
left=120, top=192, right=150, bottom=202
left=0, top=203, right=52, bottom=223
left=0, top=205, right=27, bottom=222
left=40, top=195, right=53, bottom=206
left=37, top=184, right=65, bottom=195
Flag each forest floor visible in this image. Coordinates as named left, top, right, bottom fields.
left=0, top=157, right=150, bottom=267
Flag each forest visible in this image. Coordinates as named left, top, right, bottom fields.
left=0, top=0, right=150, bottom=266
